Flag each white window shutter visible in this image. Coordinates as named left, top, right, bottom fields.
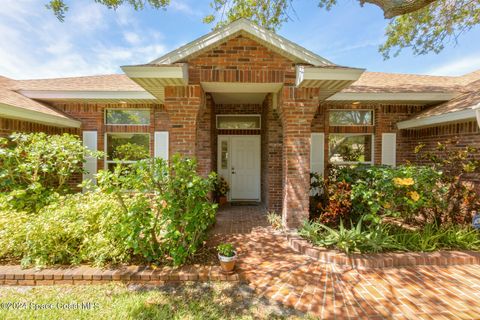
left=310, top=133, right=324, bottom=175
left=154, top=131, right=169, bottom=160
left=381, top=133, right=396, bottom=166
left=82, top=131, right=97, bottom=191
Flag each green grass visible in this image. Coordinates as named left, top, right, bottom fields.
left=0, top=282, right=308, bottom=320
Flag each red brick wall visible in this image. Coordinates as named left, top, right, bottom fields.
left=187, top=35, right=298, bottom=85
left=0, top=117, right=79, bottom=137
left=399, top=120, right=480, bottom=163
left=261, top=94, right=283, bottom=212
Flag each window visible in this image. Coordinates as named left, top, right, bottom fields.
left=328, top=134, right=373, bottom=165
left=216, top=115, right=261, bottom=129
left=329, top=110, right=373, bottom=126
left=105, top=133, right=150, bottom=170
left=105, top=109, right=150, bottom=125
left=220, top=140, right=228, bottom=169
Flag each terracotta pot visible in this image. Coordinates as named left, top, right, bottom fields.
left=218, top=196, right=228, bottom=206
left=218, top=252, right=237, bottom=273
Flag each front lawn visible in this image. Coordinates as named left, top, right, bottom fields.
left=0, top=282, right=307, bottom=320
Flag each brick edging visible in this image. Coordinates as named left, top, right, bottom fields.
left=286, top=232, right=480, bottom=269
left=0, top=265, right=241, bottom=286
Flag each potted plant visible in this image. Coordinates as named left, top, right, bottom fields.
left=217, top=243, right=237, bottom=273
left=215, top=176, right=230, bottom=205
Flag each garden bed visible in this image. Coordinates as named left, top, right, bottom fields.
left=287, top=231, right=480, bottom=269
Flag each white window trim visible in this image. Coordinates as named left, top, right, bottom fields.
left=216, top=114, right=262, bottom=130
left=329, top=109, right=375, bottom=127
left=104, top=132, right=151, bottom=169
left=104, top=108, right=151, bottom=126
left=328, top=133, right=375, bottom=165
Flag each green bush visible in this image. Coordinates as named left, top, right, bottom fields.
left=0, top=133, right=100, bottom=212
left=0, top=192, right=133, bottom=268
left=97, top=155, right=217, bottom=266
left=327, top=165, right=447, bottom=225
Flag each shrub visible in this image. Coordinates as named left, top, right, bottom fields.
left=414, top=140, right=480, bottom=225
left=0, top=133, right=99, bottom=212
left=0, top=192, right=132, bottom=268
left=97, top=155, right=217, bottom=266
left=326, top=165, right=447, bottom=225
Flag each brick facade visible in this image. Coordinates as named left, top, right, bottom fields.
left=3, top=33, right=479, bottom=229
left=279, top=87, right=321, bottom=227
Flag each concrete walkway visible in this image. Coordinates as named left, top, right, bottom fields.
left=213, top=205, right=480, bottom=319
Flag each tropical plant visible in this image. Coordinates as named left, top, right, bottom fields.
left=299, top=217, right=400, bottom=254
left=217, top=243, right=235, bottom=257
left=267, top=211, right=282, bottom=230
left=330, top=164, right=447, bottom=225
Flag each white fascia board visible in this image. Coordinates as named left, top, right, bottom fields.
left=327, top=92, right=459, bottom=101
left=19, top=90, right=157, bottom=100
left=150, top=18, right=333, bottom=67
left=0, top=103, right=81, bottom=128
left=397, top=108, right=476, bottom=129
left=121, top=65, right=188, bottom=82
left=296, top=66, right=365, bottom=86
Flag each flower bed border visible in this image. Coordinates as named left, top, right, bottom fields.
left=0, top=265, right=241, bottom=286
left=287, top=232, right=480, bottom=269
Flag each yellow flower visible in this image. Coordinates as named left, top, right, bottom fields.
left=384, top=203, right=391, bottom=209
left=393, top=177, right=415, bottom=187
left=408, top=191, right=420, bottom=202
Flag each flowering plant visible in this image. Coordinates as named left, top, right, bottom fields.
left=215, top=176, right=230, bottom=197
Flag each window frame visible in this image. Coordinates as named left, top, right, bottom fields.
left=104, top=132, right=151, bottom=169
left=216, top=114, right=262, bottom=130
left=104, top=108, right=151, bottom=126
left=328, top=133, right=375, bottom=165
left=328, top=109, right=374, bottom=127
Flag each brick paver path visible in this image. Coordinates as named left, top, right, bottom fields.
left=213, top=205, right=480, bottom=319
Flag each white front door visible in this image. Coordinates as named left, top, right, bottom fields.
left=218, top=135, right=260, bottom=201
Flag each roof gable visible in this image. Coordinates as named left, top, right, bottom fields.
left=150, top=18, right=334, bottom=67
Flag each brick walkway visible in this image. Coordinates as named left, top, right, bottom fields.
left=2, top=205, right=480, bottom=319
left=214, top=206, right=480, bottom=319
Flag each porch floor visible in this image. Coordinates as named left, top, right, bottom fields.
left=210, top=204, right=269, bottom=235
left=208, top=205, right=480, bottom=319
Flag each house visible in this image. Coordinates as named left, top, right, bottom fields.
left=1, top=19, right=479, bottom=227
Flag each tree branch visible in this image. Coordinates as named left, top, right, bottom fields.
left=360, top=0, right=437, bottom=18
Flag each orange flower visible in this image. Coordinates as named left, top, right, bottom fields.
left=393, top=177, right=415, bottom=187
left=408, top=191, right=420, bottom=202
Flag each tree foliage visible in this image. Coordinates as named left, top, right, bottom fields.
left=46, top=0, right=170, bottom=21
left=46, top=0, right=480, bottom=57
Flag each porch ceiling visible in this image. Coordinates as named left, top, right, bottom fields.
left=202, top=82, right=282, bottom=104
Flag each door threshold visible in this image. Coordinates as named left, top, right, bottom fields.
left=230, top=201, right=261, bottom=206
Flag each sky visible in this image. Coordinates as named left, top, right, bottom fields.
left=1, top=0, right=480, bottom=80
